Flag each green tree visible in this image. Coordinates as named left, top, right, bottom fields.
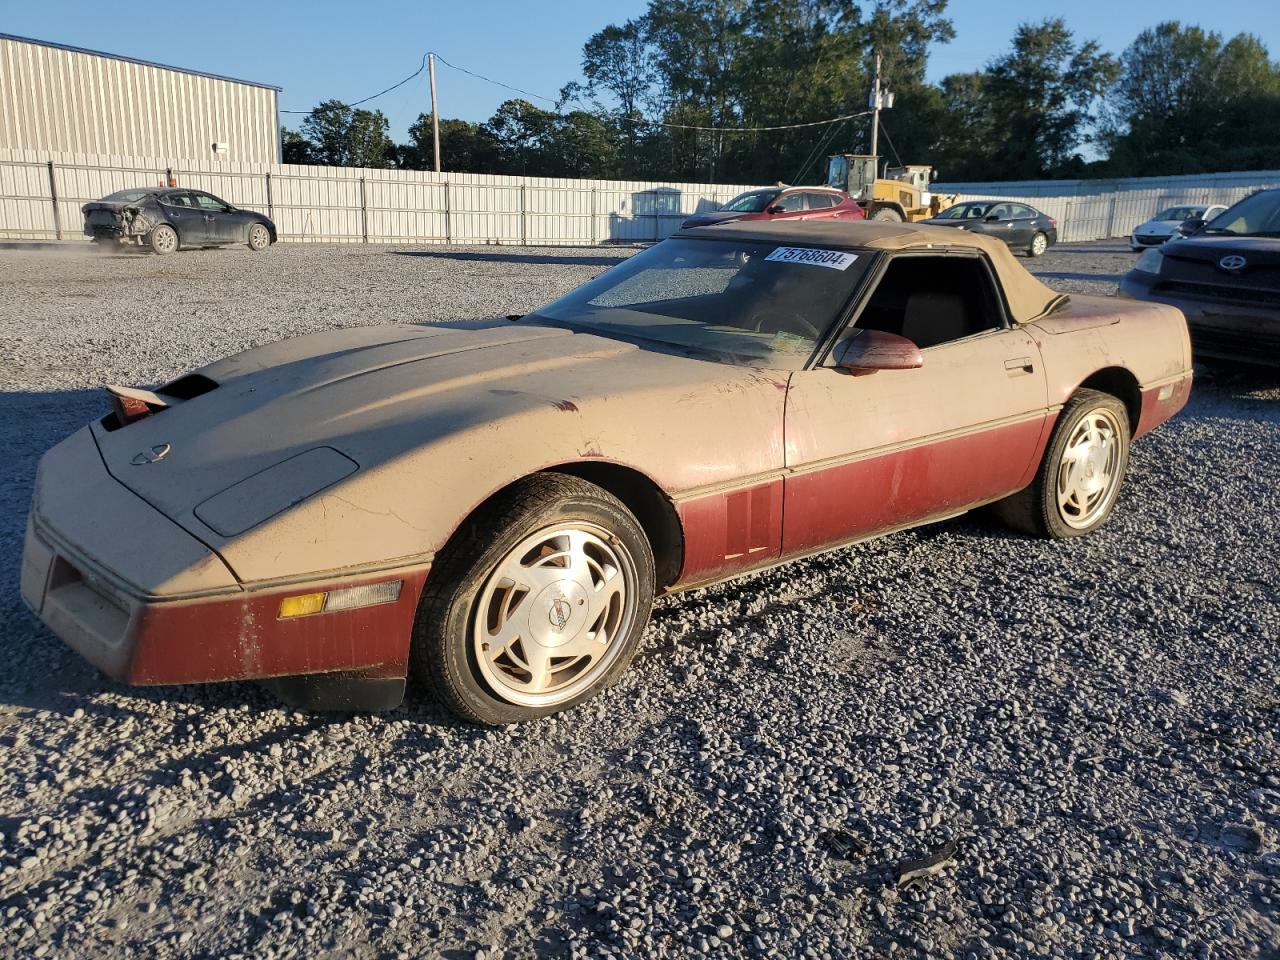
left=280, top=127, right=314, bottom=165
left=300, top=100, right=395, bottom=167
left=1103, top=22, right=1280, bottom=175
left=982, top=19, right=1117, bottom=178
left=401, top=114, right=501, bottom=172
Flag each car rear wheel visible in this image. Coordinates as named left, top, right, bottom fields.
left=148, top=224, right=178, bottom=255
left=247, top=223, right=271, bottom=251
left=1028, top=231, right=1049, bottom=257
left=412, top=473, right=655, bottom=725
left=871, top=206, right=904, bottom=222
left=992, top=389, right=1130, bottom=539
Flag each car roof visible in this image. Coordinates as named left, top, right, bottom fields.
left=674, top=218, right=1062, bottom=324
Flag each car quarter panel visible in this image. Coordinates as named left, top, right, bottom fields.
left=1023, top=294, right=1192, bottom=438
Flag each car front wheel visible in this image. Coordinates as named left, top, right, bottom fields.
left=148, top=224, right=178, bottom=255
left=993, top=389, right=1131, bottom=539
left=247, top=223, right=271, bottom=251
left=412, top=473, right=655, bottom=725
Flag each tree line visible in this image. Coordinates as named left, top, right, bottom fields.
left=281, top=3, right=1280, bottom=185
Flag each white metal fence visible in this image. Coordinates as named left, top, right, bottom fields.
left=0, top=148, right=758, bottom=245
left=4, top=148, right=1280, bottom=247
left=937, top=170, right=1280, bottom=243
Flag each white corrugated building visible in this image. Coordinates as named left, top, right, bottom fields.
left=0, top=33, right=280, bottom=163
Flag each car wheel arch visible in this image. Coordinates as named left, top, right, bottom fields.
left=1075, top=366, right=1141, bottom=434
left=435, top=460, right=683, bottom=594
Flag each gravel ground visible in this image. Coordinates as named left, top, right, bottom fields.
left=1, top=239, right=1278, bottom=960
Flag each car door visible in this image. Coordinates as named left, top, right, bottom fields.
left=973, top=202, right=1018, bottom=245
left=1007, top=204, right=1038, bottom=246
left=157, top=192, right=206, bottom=244
left=781, top=252, right=1049, bottom=555
left=192, top=192, right=241, bottom=243
left=800, top=192, right=840, bottom=220
left=767, top=192, right=808, bottom=221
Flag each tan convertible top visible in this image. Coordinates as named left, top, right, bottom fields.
left=675, top=219, right=1064, bottom=325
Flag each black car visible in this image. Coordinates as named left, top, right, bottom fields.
left=82, top=187, right=276, bottom=254
left=1119, top=189, right=1280, bottom=366
left=921, top=200, right=1058, bottom=257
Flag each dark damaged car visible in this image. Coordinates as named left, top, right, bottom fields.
left=1120, top=188, right=1280, bottom=365
left=83, top=187, right=277, bottom=254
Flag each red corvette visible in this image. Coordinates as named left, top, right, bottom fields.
left=681, top=185, right=865, bottom=229
left=21, top=221, right=1190, bottom=724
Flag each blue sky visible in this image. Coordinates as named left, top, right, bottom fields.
left=5, top=0, right=1279, bottom=142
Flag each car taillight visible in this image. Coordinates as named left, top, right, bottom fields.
left=1049, top=217, right=1057, bottom=227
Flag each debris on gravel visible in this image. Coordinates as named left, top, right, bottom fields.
left=0, top=240, right=1277, bottom=959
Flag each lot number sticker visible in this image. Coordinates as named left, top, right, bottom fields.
left=764, top=247, right=859, bottom=270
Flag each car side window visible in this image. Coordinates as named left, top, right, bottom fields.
left=1010, top=204, right=1034, bottom=219
left=988, top=203, right=1014, bottom=220
left=774, top=193, right=806, bottom=213
left=160, top=193, right=194, bottom=208
left=847, top=255, right=1005, bottom=350
left=805, top=193, right=838, bottom=209
left=194, top=193, right=227, bottom=211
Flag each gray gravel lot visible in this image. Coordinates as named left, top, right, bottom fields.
left=1, top=239, right=1278, bottom=960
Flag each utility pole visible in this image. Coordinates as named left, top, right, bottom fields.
left=869, top=50, right=881, bottom=167
left=428, top=53, right=442, bottom=173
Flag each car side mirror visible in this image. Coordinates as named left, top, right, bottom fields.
left=834, top=329, right=924, bottom=373
left=767, top=205, right=783, bottom=214
left=983, top=214, right=999, bottom=222
left=1179, top=217, right=1205, bottom=235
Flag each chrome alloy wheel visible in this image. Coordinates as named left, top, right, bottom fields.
left=1031, top=232, right=1048, bottom=256
left=249, top=224, right=270, bottom=250
left=151, top=227, right=177, bottom=253
left=472, top=523, right=639, bottom=707
left=1056, top=408, right=1123, bottom=529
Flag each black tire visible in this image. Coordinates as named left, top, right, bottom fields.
left=247, top=223, right=271, bottom=251
left=1027, top=231, right=1049, bottom=257
left=411, top=473, right=655, bottom=725
left=871, top=206, right=904, bottom=223
left=148, top=224, right=178, bottom=255
left=993, top=389, right=1131, bottom=539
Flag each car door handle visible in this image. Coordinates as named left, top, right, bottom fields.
left=1004, top=357, right=1034, bottom=376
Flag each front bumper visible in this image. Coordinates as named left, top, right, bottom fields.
left=1130, top=233, right=1168, bottom=249
left=1118, top=275, right=1280, bottom=366
left=21, top=429, right=430, bottom=687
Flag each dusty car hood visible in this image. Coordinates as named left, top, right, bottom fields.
left=92, top=324, right=626, bottom=518
left=88, top=322, right=787, bottom=582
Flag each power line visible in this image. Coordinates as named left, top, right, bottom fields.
left=431, top=53, right=559, bottom=107
left=878, top=118, right=904, bottom=168
left=281, top=55, right=428, bottom=114
left=286, top=50, right=872, bottom=134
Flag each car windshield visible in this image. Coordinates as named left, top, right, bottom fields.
left=1156, top=206, right=1201, bottom=221
left=936, top=202, right=990, bottom=220
left=103, top=189, right=151, bottom=202
left=721, top=190, right=778, bottom=213
left=530, top=237, right=870, bottom=369
left=1203, top=192, right=1280, bottom=237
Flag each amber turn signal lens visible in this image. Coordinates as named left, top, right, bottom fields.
left=277, top=581, right=403, bottom=619
left=278, top=592, right=327, bottom=619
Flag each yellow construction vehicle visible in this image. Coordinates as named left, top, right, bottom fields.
left=825, top=154, right=956, bottom=223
